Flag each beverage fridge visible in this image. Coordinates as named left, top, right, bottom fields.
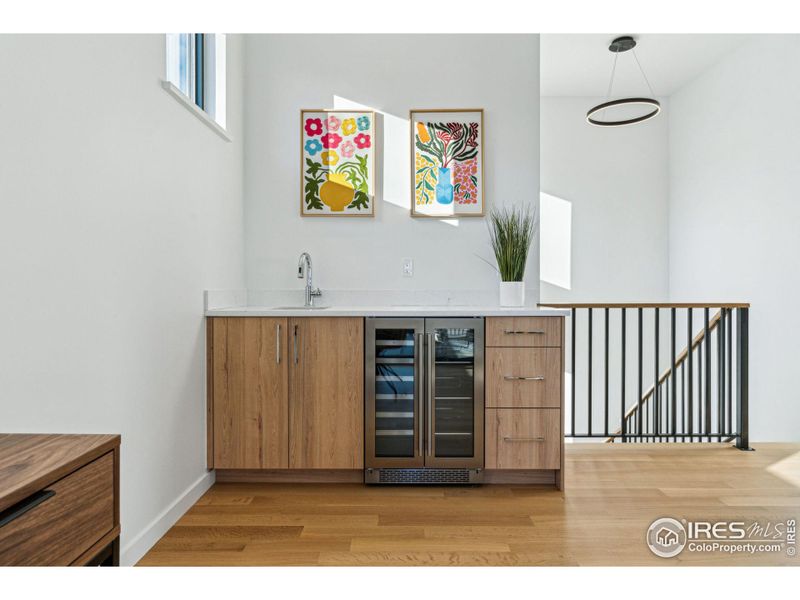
left=364, top=317, right=484, bottom=484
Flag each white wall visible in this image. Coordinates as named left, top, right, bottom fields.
left=669, top=35, right=800, bottom=442
left=243, top=34, right=540, bottom=301
left=0, top=34, right=246, bottom=562
left=539, top=96, right=670, bottom=303
left=540, top=97, right=670, bottom=435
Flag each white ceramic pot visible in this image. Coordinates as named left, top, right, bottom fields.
left=499, top=281, right=525, bottom=307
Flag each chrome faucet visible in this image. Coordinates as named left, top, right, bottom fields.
left=297, top=252, right=322, bottom=307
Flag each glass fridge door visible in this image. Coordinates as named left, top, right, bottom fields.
left=365, top=318, right=425, bottom=468
left=425, top=318, right=484, bottom=468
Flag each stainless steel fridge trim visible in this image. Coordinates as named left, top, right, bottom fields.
left=365, top=318, right=426, bottom=469
left=423, top=317, right=485, bottom=470
left=416, top=332, right=424, bottom=457
left=426, top=332, right=434, bottom=457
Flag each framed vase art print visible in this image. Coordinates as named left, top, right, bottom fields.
left=300, top=109, right=375, bottom=217
left=410, top=109, right=484, bottom=218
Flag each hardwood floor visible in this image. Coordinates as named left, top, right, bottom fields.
left=138, top=443, right=800, bottom=566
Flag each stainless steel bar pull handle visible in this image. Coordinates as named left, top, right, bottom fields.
left=504, top=375, right=545, bottom=381
left=416, top=333, right=424, bottom=457
left=504, top=329, right=545, bottom=335
left=276, top=323, right=281, bottom=364
left=426, top=333, right=434, bottom=456
left=293, top=324, right=299, bottom=364
left=503, top=436, right=545, bottom=442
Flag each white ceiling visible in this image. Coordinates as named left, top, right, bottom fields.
left=541, top=34, right=754, bottom=97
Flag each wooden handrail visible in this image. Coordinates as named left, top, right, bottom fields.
left=540, top=302, right=750, bottom=309
left=605, top=309, right=724, bottom=442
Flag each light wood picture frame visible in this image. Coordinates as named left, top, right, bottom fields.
left=410, top=108, right=485, bottom=218
left=300, top=109, right=376, bottom=217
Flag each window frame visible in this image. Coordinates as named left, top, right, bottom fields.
left=164, top=33, right=229, bottom=140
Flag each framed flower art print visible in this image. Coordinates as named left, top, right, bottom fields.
left=300, top=109, right=375, bottom=217
left=410, top=109, right=484, bottom=218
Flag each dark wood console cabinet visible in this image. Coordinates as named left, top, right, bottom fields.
left=0, top=434, right=121, bottom=566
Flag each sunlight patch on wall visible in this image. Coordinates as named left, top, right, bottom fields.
left=539, top=192, right=572, bottom=290
left=332, top=96, right=458, bottom=227
left=333, top=95, right=409, bottom=211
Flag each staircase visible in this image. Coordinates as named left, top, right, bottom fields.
left=607, top=310, right=734, bottom=443
left=538, top=303, right=751, bottom=449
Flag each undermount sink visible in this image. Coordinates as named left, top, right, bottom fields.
left=270, top=305, right=329, bottom=310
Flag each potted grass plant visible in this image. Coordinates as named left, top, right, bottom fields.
left=487, top=205, right=536, bottom=307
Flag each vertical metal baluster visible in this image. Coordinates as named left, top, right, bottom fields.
left=670, top=308, right=676, bottom=441
left=704, top=307, right=711, bottom=442
left=621, top=308, right=626, bottom=443
left=736, top=307, right=750, bottom=450
left=638, top=308, right=643, bottom=442
left=654, top=308, right=660, bottom=438
left=588, top=308, right=593, bottom=437
left=718, top=309, right=724, bottom=438
left=698, top=338, right=703, bottom=442
left=727, top=308, right=733, bottom=437
left=663, top=380, right=668, bottom=442
left=604, top=308, right=609, bottom=438
left=645, top=395, right=650, bottom=442
left=681, top=362, right=685, bottom=441
left=687, top=308, right=693, bottom=441
left=571, top=308, right=576, bottom=437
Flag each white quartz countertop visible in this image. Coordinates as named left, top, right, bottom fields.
left=205, top=305, right=570, bottom=317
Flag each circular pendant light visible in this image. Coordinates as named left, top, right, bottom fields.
left=586, top=36, right=660, bottom=127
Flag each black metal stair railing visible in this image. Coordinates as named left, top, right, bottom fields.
left=538, top=303, right=751, bottom=449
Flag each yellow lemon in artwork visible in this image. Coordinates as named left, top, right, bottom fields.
left=320, top=172, right=355, bottom=212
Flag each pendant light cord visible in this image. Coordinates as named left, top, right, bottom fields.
left=632, top=48, right=656, bottom=97
left=603, top=52, right=619, bottom=119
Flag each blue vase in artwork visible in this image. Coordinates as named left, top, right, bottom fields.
left=435, top=167, right=454, bottom=205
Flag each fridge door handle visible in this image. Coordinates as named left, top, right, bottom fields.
left=416, top=332, right=424, bottom=457
left=426, top=332, right=434, bottom=457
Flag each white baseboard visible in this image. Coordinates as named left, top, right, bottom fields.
left=120, top=469, right=216, bottom=566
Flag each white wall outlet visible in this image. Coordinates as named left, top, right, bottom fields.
left=402, top=258, right=413, bottom=277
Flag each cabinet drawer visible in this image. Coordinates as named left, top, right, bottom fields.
left=486, top=347, right=562, bottom=408
left=485, top=409, right=561, bottom=469
left=486, top=317, right=562, bottom=347
left=0, top=452, right=114, bottom=566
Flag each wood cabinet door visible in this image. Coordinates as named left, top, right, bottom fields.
left=212, top=317, right=289, bottom=469
left=289, top=317, right=364, bottom=469
left=485, top=408, right=561, bottom=469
